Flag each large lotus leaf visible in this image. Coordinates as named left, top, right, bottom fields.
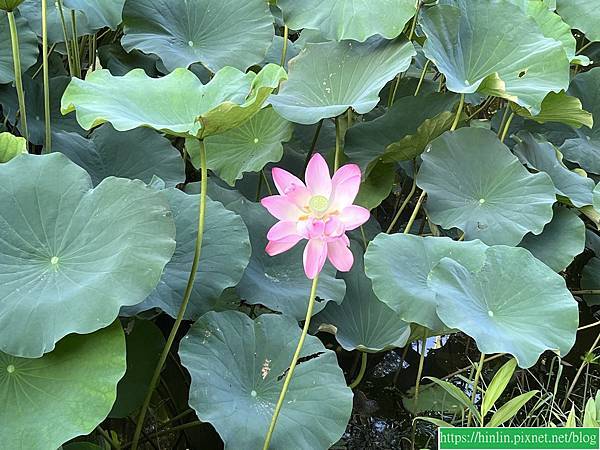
left=0, top=322, right=126, bottom=449
left=0, top=131, right=27, bottom=162
left=507, top=0, right=577, bottom=62
left=18, top=0, right=92, bottom=43
left=581, top=257, right=600, bottom=306
left=270, top=38, right=416, bottom=124
left=421, top=0, right=570, bottom=114
left=208, top=182, right=345, bottom=320
left=203, top=107, right=293, bottom=186
left=179, top=311, right=353, bottom=449
left=0, top=154, right=175, bottom=357
left=513, top=131, right=594, bottom=208
left=63, top=0, right=125, bottom=30
left=56, top=124, right=185, bottom=187
left=557, top=0, right=600, bottom=42
left=109, top=320, right=164, bottom=418
left=364, top=233, right=488, bottom=331
left=429, top=246, right=579, bottom=368
left=121, top=0, right=273, bottom=72
left=61, top=64, right=287, bottom=138
left=0, top=12, right=38, bottom=84
left=519, top=207, right=585, bottom=272
left=345, top=93, right=459, bottom=175
left=560, top=68, right=600, bottom=174
left=124, top=188, right=251, bottom=321
left=512, top=91, right=593, bottom=129
left=315, top=244, right=411, bottom=352
left=417, top=128, right=556, bottom=245
left=0, top=75, right=83, bottom=146
left=277, top=0, right=417, bottom=42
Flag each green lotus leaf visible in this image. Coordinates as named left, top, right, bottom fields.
left=208, top=182, right=345, bottom=320
left=277, top=0, right=417, bottom=42
left=0, top=75, right=83, bottom=146
left=421, top=0, right=570, bottom=114
left=560, top=68, right=600, bottom=174
left=519, top=207, right=585, bottom=272
left=403, top=383, right=465, bottom=415
left=0, top=0, right=23, bottom=11
left=124, top=187, right=251, bottom=321
left=270, top=38, right=416, bottom=124
left=507, top=0, right=577, bottom=62
left=557, top=0, right=600, bottom=42
left=63, top=0, right=125, bottom=30
left=429, top=246, right=579, bottom=368
left=581, top=257, right=600, bottom=306
left=0, top=12, right=38, bottom=83
left=97, top=43, right=160, bottom=77
left=121, top=0, right=273, bottom=72
left=417, top=128, right=556, bottom=245
left=109, top=320, right=164, bottom=418
left=0, top=131, right=27, bottom=162
left=201, top=107, right=293, bottom=186
left=19, top=0, right=92, bottom=43
left=512, top=91, right=593, bottom=129
left=56, top=125, right=185, bottom=187
left=179, top=311, right=353, bottom=449
left=61, top=64, right=287, bottom=138
left=0, top=322, right=126, bottom=449
left=354, top=161, right=396, bottom=210
left=315, top=244, right=411, bottom=352
left=345, top=93, right=459, bottom=175
left=513, top=131, right=594, bottom=208
left=0, top=153, right=176, bottom=357
left=365, top=233, right=488, bottom=331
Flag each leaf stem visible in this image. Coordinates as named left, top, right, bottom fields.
left=450, top=93, right=464, bottom=131
left=499, top=112, right=515, bottom=143
left=413, top=330, right=428, bottom=405
left=562, top=332, right=600, bottom=409
left=55, top=0, right=75, bottom=76
left=263, top=274, right=320, bottom=450
left=386, top=175, right=417, bottom=233
left=41, top=0, right=51, bottom=153
left=7, top=10, right=28, bottom=143
left=414, top=60, right=430, bottom=97
left=302, top=119, right=323, bottom=172
left=467, top=352, right=486, bottom=426
left=280, top=25, right=289, bottom=67
left=403, top=190, right=426, bottom=234
left=334, top=115, right=343, bottom=171
left=70, top=10, right=81, bottom=76
left=131, top=140, right=209, bottom=450
left=572, top=290, right=600, bottom=295
left=349, top=352, right=368, bottom=389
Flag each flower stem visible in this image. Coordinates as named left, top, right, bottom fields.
left=263, top=274, right=320, bottom=450
left=41, top=0, right=51, bottom=153
left=7, top=10, right=28, bottom=143
left=349, top=352, right=368, bottom=389
left=467, top=352, right=486, bottom=426
left=450, top=93, right=465, bottom=131
left=280, top=25, right=289, bottom=67
left=131, top=140, right=209, bottom=450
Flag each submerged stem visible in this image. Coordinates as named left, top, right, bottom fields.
left=131, top=140, right=209, bottom=450
left=41, top=0, right=51, bottom=153
left=263, top=275, right=320, bottom=450
left=7, top=10, right=28, bottom=143
left=349, top=352, right=368, bottom=389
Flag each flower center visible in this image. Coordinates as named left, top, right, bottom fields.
left=309, top=195, right=329, bottom=214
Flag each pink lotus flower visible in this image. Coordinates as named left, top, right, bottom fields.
left=261, top=153, right=370, bottom=279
